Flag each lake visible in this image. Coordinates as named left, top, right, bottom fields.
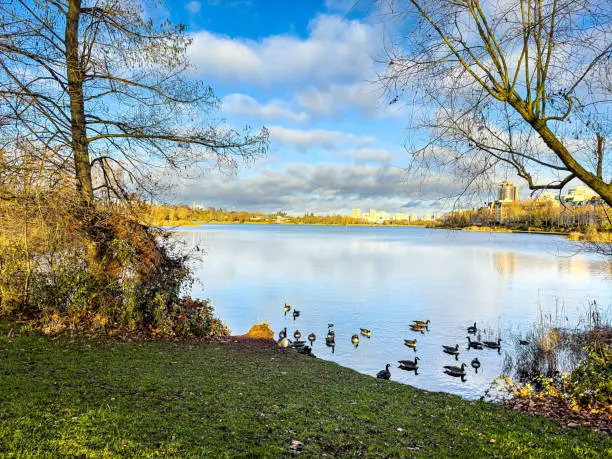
left=176, top=224, right=611, bottom=399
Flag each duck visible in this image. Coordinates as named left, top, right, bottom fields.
left=292, top=310, right=300, bottom=320
left=471, top=358, right=481, bottom=372
left=308, top=332, right=316, bottom=345
left=443, top=363, right=467, bottom=375
left=483, top=338, right=502, bottom=349
left=283, top=303, right=291, bottom=315
left=376, top=364, right=391, bottom=380
left=413, top=320, right=430, bottom=328
left=351, top=334, right=359, bottom=347
left=398, top=357, right=419, bottom=371
left=326, top=329, right=335, bottom=340
left=466, top=336, right=484, bottom=349
left=404, top=338, right=417, bottom=349
left=360, top=328, right=371, bottom=338
left=277, top=336, right=291, bottom=351
left=467, top=322, right=477, bottom=334
left=518, top=339, right=530, bottom=346
left=328, top=323, right=334, bottom=328
left=294, top=329, right=301, bottom=340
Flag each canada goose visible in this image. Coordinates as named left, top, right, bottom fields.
left=443, top=344, right=459, bottom=360
left=308, top=332, right=316, bottom=345
left=467, top=322, right=477, bottom=334
left=404, top=339, right=417, bottom=349
left=360, top=328, right=371, bottom=338
left=409, top=324, right=425, bottom=334
left=351, top=334, right=359, bottom=347
left=328, top=323, right=334, bottom=328
left=444, top=368, right=467, bottom=381
left=325, top=338, right=335, bottom=353
left=398, top=357, right=419, bottom=370
left=277, top=337, right=291, bottom=351
left=293, top=310, right=300, bottom=320
left=413, top=320, right=430, bottom=327
left=278, top=327, right=287, bottom=339
left=376, top=364, right=391, bottom=380
left=326, top=329, right=335, bottom=340
left=443, top=363, right=467, bottom=375
left=518, top=339, right=530, bottom=346
left=295, top=345, right=312, bottom=355
left=483, top=338, right=502, bottom=349
left=471, top=358, right=481, bottom=372
left=466, top=336, right=484, bottom=349
left=283, top=303, right=291, bottom=315
left=294, top=330, right=301, bottom=340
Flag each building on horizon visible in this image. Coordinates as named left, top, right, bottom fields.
left=561, top=186, right=600, bottom=205
left=352, top=208, right=360, bottom=219
left=487, top=180, right=519, bottom=222
left=498, top=180, right=519, bottom=202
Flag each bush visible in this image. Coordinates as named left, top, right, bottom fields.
left=565, top=346, right=612, bottom=414
left=0, top=187, right=228, bottom=338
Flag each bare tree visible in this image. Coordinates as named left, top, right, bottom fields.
left=375, top=0, right=611, bottom=205
left=0, top=0, right=269, bottom=204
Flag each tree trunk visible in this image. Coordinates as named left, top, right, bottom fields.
left=66, top=0, right=93, bottom=204
left=533, top=122, right=611, bottom=207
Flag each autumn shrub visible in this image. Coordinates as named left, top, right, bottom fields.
left=565, top=346, right=612, bottom=414
left=499, top=302, right=612, bottom=415
left=0, top=186, right=227, bottom=337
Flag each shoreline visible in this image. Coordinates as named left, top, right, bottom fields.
left=159, top=221, right=575, bottom=236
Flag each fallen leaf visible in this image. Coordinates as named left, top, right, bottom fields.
left=290, top=440, right=303, bottom=451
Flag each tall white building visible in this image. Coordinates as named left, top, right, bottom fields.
left=498, top=181, right=519, bottom=202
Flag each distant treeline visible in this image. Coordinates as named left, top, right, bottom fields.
left=439, top=199, right=611, bottom=232
left=144, top=204, right=432, bottom=226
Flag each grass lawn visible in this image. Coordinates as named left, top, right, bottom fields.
left=0, top=322, right=610, bottom=457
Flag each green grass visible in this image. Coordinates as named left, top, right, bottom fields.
left=0, top=322, right=610, bottom=457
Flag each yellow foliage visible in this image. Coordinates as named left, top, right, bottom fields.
left=246, top=321, right=274, bottom=339
left=537, top=329, right=559, bottom=352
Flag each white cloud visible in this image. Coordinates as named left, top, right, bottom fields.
left=268, top=125, right=374, bottom=150
left=185, top=1, right=201, bottom=13
left=296, top=81, right=405, bottom=118
left=222, top=94, right=309, bottom=122
left=168, top=161, right=460, bottom=214
left=188, top=14, right=376, bottom=85
left=341, top=148, right=395, bottom=164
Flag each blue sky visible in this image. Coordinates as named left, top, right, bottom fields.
left=162, top=0, right=465, bottom=215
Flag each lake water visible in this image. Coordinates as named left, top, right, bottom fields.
left=176, top=224, right=611, bottom=399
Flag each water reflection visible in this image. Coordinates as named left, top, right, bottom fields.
left=175, top=224, right=611, bottom=399
left=493, top=251, right=516, bottom=278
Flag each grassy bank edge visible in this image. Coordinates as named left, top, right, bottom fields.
left=1, top=321, right=610, bottom=457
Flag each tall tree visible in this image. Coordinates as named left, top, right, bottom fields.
left=376, top=0, right=611, bottom=205
left=0, top=0, right=268, bottom=203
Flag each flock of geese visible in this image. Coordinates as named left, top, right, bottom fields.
left=278, top=304, right=511, bottom=383
left=377, top=320, right=504, bottom=382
